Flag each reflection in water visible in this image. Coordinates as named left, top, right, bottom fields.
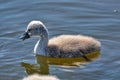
left=21, top=51, right=100, bottom=75
left=36, top=51, right=100, bottom=66
left=21, top=57, right=49, bottom=75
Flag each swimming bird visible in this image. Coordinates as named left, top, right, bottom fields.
left=20, top=21, right=101, bottom=59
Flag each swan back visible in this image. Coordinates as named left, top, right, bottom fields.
left=49, top=35, right=100, bottom=50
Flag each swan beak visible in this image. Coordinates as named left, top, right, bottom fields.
left=20, top=32, right=30, bottom=41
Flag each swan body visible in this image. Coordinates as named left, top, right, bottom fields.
left=48, top=35, right=100, bottom=58
left=21, top=21, right=101, bottom=58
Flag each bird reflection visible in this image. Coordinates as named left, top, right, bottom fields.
left=21, top=55, right=49, bottom=75
left=21, top=51, right=100, bottom=75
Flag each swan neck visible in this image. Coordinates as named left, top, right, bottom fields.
left=34, top=36, right=48, bottom=56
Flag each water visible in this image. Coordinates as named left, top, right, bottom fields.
left=0, top=0, right=120, bottom=80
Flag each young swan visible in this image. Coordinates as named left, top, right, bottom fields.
left=23, top=74, right=59, bottom=80
left=20, top=21, right=101, bottom=58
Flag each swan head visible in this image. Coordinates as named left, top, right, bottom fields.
left=20, top=20, right=48, bottom=40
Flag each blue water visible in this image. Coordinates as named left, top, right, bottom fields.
left=0, top=0, right=120, bottom=80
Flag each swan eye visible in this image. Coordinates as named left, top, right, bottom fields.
left=35, top=28, right=38, bottom=30
left=28, top=29, right=31, bottom=32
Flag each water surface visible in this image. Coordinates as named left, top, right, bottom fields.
left=0, top=0, right=120, bottom=80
